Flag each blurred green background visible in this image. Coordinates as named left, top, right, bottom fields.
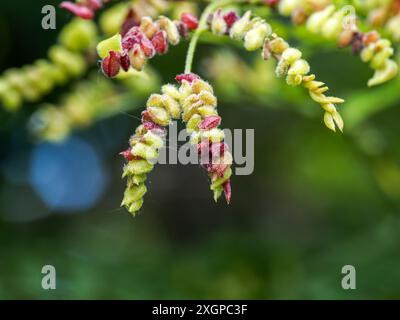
left=1, top=0, right=400, bottom=299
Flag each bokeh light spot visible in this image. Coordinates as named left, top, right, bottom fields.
left=30, top=137, right=107, bottom=213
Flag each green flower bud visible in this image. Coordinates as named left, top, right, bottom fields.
left=211, top=10, right=228, bottom=35
left=368, top=59, right=398, bottom=87
left=59, top=18, right=97, bottom=52
left=281, top=47, right=302, bottom=64
left=187, top=114, right=202, bottom=133
left=370, top=47, right=393, bottom=70
left=162, top=84, right=181, bottom=100
left=191, top=79, right=214, bottom=94
left=162, top=94, right=181, bottom=119
left=386, top=15, right=400, bottom=41
left=360, top=47, right=374, bottom=63
left=96, top=34, right=122, bottom=59
left=48, top=46, right=86, bottom=77
left=24, top=65, right=52, bottom=93
left=244, top=23, right=272, bottom=51
left=286, top=74, right=303, bottom=86
left=121, top=183, right=147, bottom=212
left=99, top=3, right=129, bottom=36
left=322, top=103, right=337, bottom=114
left=0, top=83, right=21, bottom=111
left=131, top=142, right=159, bottom=160
left=306, top=5, right=335, bottom=33
left=140, top=16, right=158, bottom=39
left=122, top=160, right=154, bottom=177
left=128, top=199, right=144, bottom=215
left=322, top=11, right=346, bottom=39
left=230, top=11, right=252, bottom=40
left=278, top=0, right=300, bottom=16
left=179, top=81, right=193, bottom=104
left=147, top=94, right=164, bottom=108
left=158, top=16, right=180, bottom=45
left=4, top=70, right=36, bottom=101
left=268, top=37, right=289, bottom=54
left=197, top=105, right=218, bottom=118
left=323, top=112, right=336, bottom=131
left=275, top=59, right=290, bottom=78
left=213, top=186, right=223, bottom=202
left=323, top=110, right=343, bottom=132
left=131, top=174, right=147, bottom=186
left=198, top=90, right=217, bottom=106
left=142, top=131, right=164, bottom=148
left=147, top=106, right=171, bottom=126
left=210, top=167, right=232, bottom=191
left=201, top=128, right=225, bottom=143
left=332, top=111, right=344, bottom=132
left=288, top=59, right=310, bottom=75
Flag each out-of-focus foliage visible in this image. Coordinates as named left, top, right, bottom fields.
left=1, top=0, right=400, bottom=300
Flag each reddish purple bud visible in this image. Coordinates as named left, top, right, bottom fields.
left=140, top=34, right=156, bottom=58
left=181, top=13, right=199, bottom=30
left=121, top=9, right=140, bottom=37
left=60, top=2, right=94, bottom=19
left=120, top=148, right=136, bottom=161
left=142, top=114, right=167, bottom=135
left=197, top=139, right=211, bottom=154
left=351, top=32, right=364, bottom=54
left=85, top=0, right=103, bottom=10
left=223, top=180, right=231, bottom=204
left=119, top=53, right=131, bottom=72
left=176, top=21, right=189, bottom=39
left=151, top=31, right=168, bottom=55
left=175, top=73, right=200, bottom=84
left=122, top=26, right=155, bottom=58
left=143, top=120, right=162, bottom=131
left=210, top=142, right=227, bottom=158
left=223, top=11, right=239, bottom=28
left=211, top=163, right=229, bottom=178
left=264, top=0, right=279, bottom=8
left=122, top=26, right=141, bottom=50
left=101, top=51, right=121, bottom=78
left=142, top=110, right=153, bottom=123
left=198, top=116, right=221, bottom=130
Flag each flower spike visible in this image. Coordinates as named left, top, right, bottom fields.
left=177, top=74, right=233, bottom=204
left=208, top=10, right=345, bottom=132
left=97, top=14, right=199, bottom=78
left=121, top=83, right=182, bottom=216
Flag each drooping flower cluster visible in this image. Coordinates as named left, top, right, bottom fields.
left=60, top=0, right=109, bottom=20
left=120, top=82, right=182, bottom=215
left=208, top=9, right=344, bottom=131
left=120, top=73, right=232, bottom=215
left=269, top=1, right=398, bottom=86
left=0, top=19, right=96, bottom=111
left=29, top=67, right=159, bottom=142
left=97, top=13, right=199, bottom=78
left=307, top=5, right=398, bottom=86
left=265, top=36, right=344, bottom=131
left=177, top=74, right=232, bottom=203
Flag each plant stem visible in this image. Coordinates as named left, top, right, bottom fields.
left=184, top=0, right=236, bottom=74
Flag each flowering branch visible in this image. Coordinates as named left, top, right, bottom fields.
left=176, top=74, right=233, bottom=203
left=60, top=0, right=110, bottom=19
left=268, top=1, right=398, bottom=86
left=96, top=12, right=199, bottom=77
left=120, top=82, right=182, bottom=215
left=202, top=9, right=344, bottom=131
left=184, top=0, right=236, bottom=73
